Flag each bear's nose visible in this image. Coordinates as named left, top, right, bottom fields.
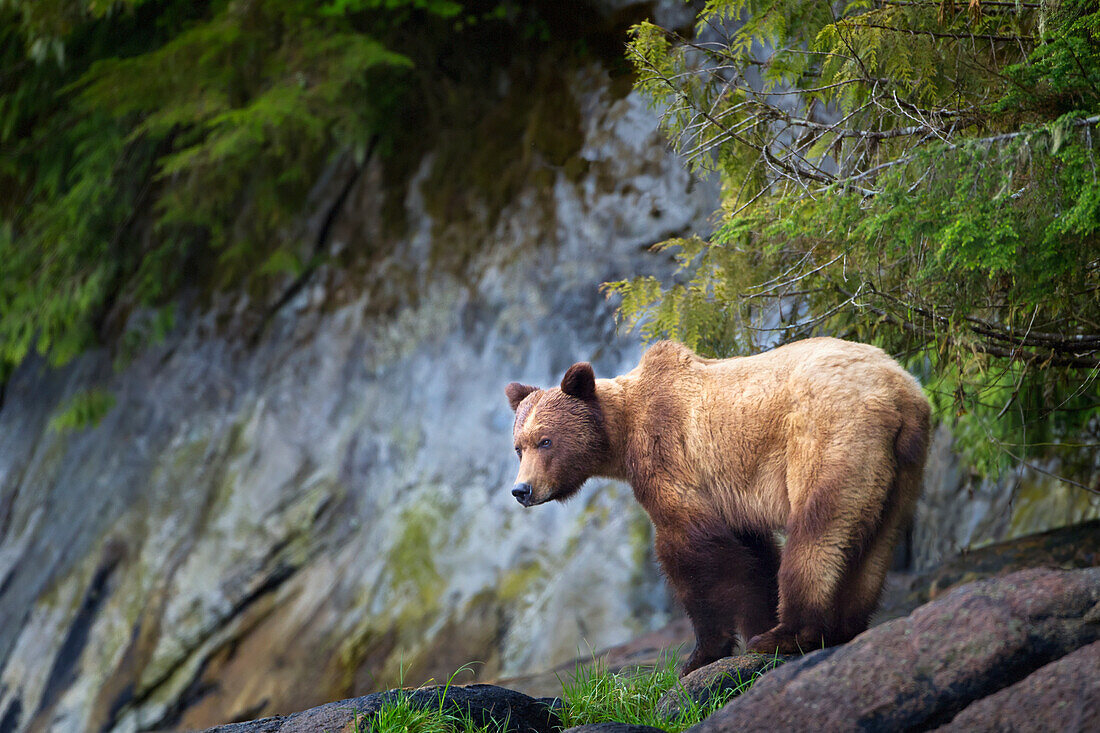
left=511, top=483, right=533, bottom=505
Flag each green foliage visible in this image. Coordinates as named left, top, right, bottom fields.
left=0, top=0, right=423, bottom=382
left=352, top=664, right=505, bottom=733
left=557, top=652, right=770, bottom=731
left=347, top=653, right=776, bottom=733
left=48, top=387, right=117, bottom=432
left=3, top=0, right=572, bottom=385
left=323, top=0, right=463, bottom=19
left=618, top=0, right=1100, bottom=480
left=77, top=1, right=411, bottom=276
left=0, top=0, right=613, bottom=387
left=356, top=695, right=504, bottom=733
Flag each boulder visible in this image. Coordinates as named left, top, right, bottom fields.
left=201, top=684, right=561, bottom=733
left=936, top=640, right=1100, bottom=732
left=503, top=521, right=1100, bottom=701
left=654, top=653, right=790, bottom=719
left=690, top=567, right=1100, bottom=733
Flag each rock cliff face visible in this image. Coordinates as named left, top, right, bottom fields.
left=0, top=8, right=1098, bottom=733
left=0, top=53, right=717, bottom=732
left=914, top=427, right=1100, bottom=570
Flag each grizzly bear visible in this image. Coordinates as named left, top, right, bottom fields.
left=504, top=338, right=930, bottom=673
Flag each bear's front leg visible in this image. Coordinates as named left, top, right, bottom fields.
left=656, top=527, right=780, bottom=676
left=680, top=615, right=734, bottom=676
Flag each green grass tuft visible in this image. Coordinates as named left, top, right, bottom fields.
left=356, top=694, right=504, bottom=733
left=356, top=652, right=772, bottom=732
left=557, top=651, right=758, bottom=732
left=352, top=664, right=505, bottom=733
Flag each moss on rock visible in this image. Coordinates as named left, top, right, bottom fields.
left=1009, top=476, right=1100, bottom=540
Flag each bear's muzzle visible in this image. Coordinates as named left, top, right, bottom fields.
left=511, top=483, right=533, bottom=506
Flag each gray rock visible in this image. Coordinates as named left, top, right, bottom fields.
left=654, top=653, right=789, bottom=719
left=935, top=640, right=1100, bottom=732
left=876, top=518, right=1100, bottom=625
left=689, top=567, right=1100, bottom=733
left=201, top=684, right=560, bottom=733
left=913, top=427, right=1100, bottom=571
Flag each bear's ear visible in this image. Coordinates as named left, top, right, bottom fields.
left=561, top=362, right=596, bottom=400
left=505, top=382, right=538, bottom=412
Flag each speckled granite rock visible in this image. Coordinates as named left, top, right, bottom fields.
left=935, top=640, right=1100, bottom=732
left=690, top=567, right=1100, bottom=733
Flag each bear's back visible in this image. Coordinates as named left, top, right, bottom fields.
left=636, top=337, right=923, bottom=403
left=629, top=337, right=928, bottom=477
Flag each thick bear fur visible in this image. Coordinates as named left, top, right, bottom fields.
left=504, top=338, right=930, bottom=674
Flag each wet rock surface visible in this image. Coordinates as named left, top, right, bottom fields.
left=690, top=567, right=1100, bottom=733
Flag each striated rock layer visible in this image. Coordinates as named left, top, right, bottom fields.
left=0, top=53, right=717, bottom=732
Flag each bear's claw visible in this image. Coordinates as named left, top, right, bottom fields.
left=746, top=626, right=814, bottom=656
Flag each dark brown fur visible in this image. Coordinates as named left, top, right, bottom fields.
left=505, top=338, right=930, bottom=673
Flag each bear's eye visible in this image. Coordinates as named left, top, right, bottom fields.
left=538, top=438, right=552, bottom=449
left=515, top=446, right=522, bottom=458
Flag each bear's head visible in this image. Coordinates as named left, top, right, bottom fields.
left=504, top=362, right=611, bottom=507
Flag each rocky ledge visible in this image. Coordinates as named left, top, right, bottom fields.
left=202, top=684, right=561, bottom=733
left=206, top=566, right=1100, bottom=733
left=693, top=566, right=1100, bottom=732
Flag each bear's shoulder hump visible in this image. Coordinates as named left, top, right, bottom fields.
left=640, top=340, right=697, bottom=368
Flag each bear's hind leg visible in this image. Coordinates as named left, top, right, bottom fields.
left=832, top=520, right=896, bottom=644
left=747, top=524, right=846, bottom=654
left=747, top=462, right=892, bottom=655
left=732, top=530, right=781, bottom=642
left=835, top=463, right=922, bottom=642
